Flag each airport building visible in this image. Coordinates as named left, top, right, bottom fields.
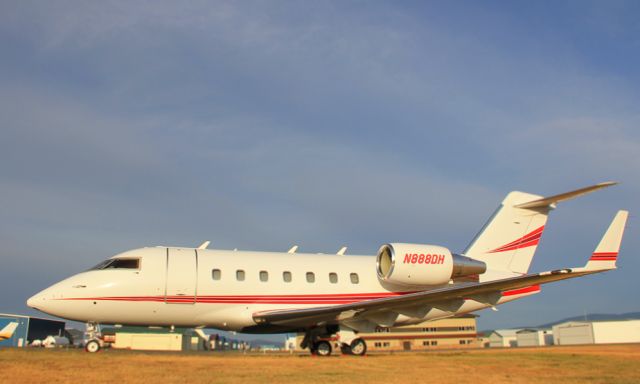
left=361, top=315, right=479, bottom=351
left=487, top=329, right=520, bottom=347
left=552, top=320, right=640, bottom=345
left=289, top=315, right=479, bottom=352
left=0, top=313, right=66, bottom=347
left=515, top=329, right=553, bottom=347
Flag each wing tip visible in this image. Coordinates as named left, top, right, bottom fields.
left=584, top=209, right=629, bottom=271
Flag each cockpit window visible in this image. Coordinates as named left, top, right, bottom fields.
left=90, top=258, right=140, bottom=270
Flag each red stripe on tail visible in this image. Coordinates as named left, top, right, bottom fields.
left=590, top=252, right=618, bottom=261
left=488, top=226, right=545, bottom=253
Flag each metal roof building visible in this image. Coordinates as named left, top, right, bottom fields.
left=516, top=328, right=553, bottom=347
left=552, top=320, right=640, bottom=345
left=487, top=329, right=520, bottom=347
left=0, top=313, right=66, bottom=347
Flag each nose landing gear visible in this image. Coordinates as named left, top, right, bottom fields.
left=84, top=322, right=104, bottom=353
left=85, top=339, right=101, bottom=353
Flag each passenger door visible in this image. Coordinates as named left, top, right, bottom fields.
left=165, top=248, right=197, bottom=304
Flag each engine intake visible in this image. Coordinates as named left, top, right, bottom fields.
left=376, top=243, right=486, bottom=286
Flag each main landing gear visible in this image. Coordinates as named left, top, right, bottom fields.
left=302, top=326, right=368, bottom=356
left=347, top=338, right=367, bottom=356
left=313, top=340, right=333, bottom=357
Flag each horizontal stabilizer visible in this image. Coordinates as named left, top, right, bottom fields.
left=515, top=182, right=617, bottom=209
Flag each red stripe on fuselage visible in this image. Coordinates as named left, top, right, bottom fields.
left=59, top=286, right=542, bottom=305
left=59, top=292, right=418, bottom=305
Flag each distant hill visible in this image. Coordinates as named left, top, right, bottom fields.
left=534, top=311, right=640, bottom=329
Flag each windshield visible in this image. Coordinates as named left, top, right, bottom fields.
left=89, top=258, right=140, bottom=270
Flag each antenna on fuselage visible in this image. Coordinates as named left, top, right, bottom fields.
left=287, top=245, right=299, bottom=254
left=337, top=246, right=347, bottom=255
left=197, top=241, right=211, bottom=250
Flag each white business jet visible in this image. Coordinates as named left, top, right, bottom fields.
left=27, top=182, right=628, bottom=355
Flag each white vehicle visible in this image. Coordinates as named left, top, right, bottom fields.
left=28, top=182, right=628, bottom=355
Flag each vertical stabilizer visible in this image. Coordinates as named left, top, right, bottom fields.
left=464, top=191, right=549, bottom=280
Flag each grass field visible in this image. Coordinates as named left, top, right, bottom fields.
left=1, top=344, right=639, bottom=384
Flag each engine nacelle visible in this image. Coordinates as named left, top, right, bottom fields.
left=376, top=243, right=486, bottom=286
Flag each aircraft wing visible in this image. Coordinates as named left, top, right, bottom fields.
left=253, top=210, right=628, bottom=330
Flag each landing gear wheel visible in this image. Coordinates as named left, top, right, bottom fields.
left=314, top=341, right=332, bottom=357
left=85, top=339, right=101, bottom=353
left=349, top=338, right=367, bottom=356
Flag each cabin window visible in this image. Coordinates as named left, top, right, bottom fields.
left=329, top=272, right=338, bottom=284
left=236, top=270, right=245, bottom=281
left=306, top=272, right=315, bottom=283
left=350, top=273, right=359, bottom=284
left=212, top=269, right=221, bottom=280
left=283, top=271, right=292, bottom=282
left=90, top=258, right=140, bottom=270
left=260, top=270, right=269, bottom=282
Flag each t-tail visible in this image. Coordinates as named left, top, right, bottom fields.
left=463, top=182, right=617, bottom=281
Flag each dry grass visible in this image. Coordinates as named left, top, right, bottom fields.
left=1, top=344, right=639, bottom=384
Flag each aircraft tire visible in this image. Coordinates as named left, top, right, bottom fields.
left=314, top=341, right=332, bottom=357
left=85, top=339, right=101, bottom=353
left=349, top=338, right=367, bottom=356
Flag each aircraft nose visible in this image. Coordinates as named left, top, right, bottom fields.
left=27, top=291, right=46, bottom=310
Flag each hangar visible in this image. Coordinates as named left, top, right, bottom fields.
left=516, top=328, right=553, bottom=347
left=0, top=313, right=66, bottom=347
left=553, top=320, right=640, bottom=345
left=487, top=329, right=520, bottom=347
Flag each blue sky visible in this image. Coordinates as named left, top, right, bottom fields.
left=1, top=1, right=638, bottom=335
